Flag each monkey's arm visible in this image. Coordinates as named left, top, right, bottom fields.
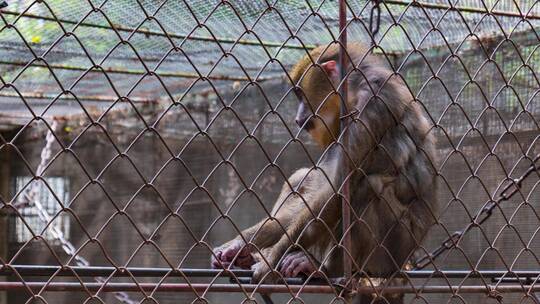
left=229, top=168, right=316, bottom=248
left=251, top=168, right=341, bottom=282
left=212, top=168, right=317, bottom=269
left=211, top=219, right=284, bottom=270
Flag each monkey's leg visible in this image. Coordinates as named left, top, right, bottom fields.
left=251, top=183, right=339, bottom=282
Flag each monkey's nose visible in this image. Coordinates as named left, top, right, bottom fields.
left=295, top=116, right=309, bottom=128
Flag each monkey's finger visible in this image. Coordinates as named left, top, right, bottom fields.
left=285, top=256, right=305, bottom=277
left=212, top=259, right=231, bottom=269
left=222, top=248, right=239, bottom=261
left=292, top=261, right=313, bottom=278
left=278, top=254, right=292, bottom=272
left=279, top=251, right=302, bottom=273
left=211, top=251, right=223, bottom=268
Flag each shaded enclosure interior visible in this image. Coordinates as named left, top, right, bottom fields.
left=1, top=0, right=540, bottom=303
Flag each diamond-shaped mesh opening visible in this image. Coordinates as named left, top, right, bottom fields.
left=2, top=0, right=540, bottom=303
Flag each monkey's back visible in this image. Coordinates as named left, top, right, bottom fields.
left=345, top=59, right=438, bottom=276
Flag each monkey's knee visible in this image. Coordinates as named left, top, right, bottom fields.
left=270, top=168, right=313, bottom=216
left=286, top=168, right=312, bottom=188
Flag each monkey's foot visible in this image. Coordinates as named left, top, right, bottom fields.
left=251, top=262, right=280, bottom=284
left=278, top=251, right=321, bottom=278
left=211, top=240, right=255, bottom=269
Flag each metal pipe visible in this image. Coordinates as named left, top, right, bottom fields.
left=232, top=270, right=540, bottom=280
left=0, top=282, right=336, bottom=293
left=235, top=277, right=329, bottom=285
left=0, top=60, right=277, bottom=81
left=355, top=284, right=540, bottom=294
left=0, top=265, right=252, bottom=277
left=338, top=0, right=352, bottom=283
left=0, top=10, right=315, bottom=50
left=404, top=270, right=540, bottom=279
left=0, top=282, right=539, bottom=294
left=383, top=0, right=540, bottom=20
left=3, top=265, right=540, bottom=280
left=0, top=91, right=155, bottom=103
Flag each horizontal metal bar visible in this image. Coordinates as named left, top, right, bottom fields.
left=235, top=277, right=329, bottom=285
left=402, top=270, right=540, bottom=279
left=0, top=282, right=336, bottom=293
left=3, top=265, right=540, bottom=280
left=0, top=91, right=155, bottom=103
left=355, top=284, right=540, bottom=294
left=0, top=282, right=538, bottom=294
left=0, top=60, right=277, bottom=81
left=0, top=265, right=253, bottom=278
left=0, top=60, right=283, bottom=82
left=384, top=0, right=540, bottom=20
left=0, top=10, right=314, bottom=50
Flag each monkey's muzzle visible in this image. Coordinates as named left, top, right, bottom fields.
left=295, top=102, right=315, bottom=131
left=295, top=116, right=315, bottom=131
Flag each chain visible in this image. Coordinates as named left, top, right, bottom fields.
left=369, top=0, right=381, bottom=45
left=413, top=154, right=540, bottom=270
left=15, top=121, right=137, bottom=304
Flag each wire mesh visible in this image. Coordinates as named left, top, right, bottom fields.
left=1, top=0, right=540, bottom=304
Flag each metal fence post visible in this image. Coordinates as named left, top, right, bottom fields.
left=338, top=0, right=352, bottom=294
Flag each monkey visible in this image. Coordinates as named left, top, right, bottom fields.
left=211, top=42, right=437, bottom=302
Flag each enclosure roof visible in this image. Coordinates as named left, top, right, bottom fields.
left=1, top=0, right=539, bottom=121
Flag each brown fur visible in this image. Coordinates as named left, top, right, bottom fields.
left=212, top=43, right=438, bottom=300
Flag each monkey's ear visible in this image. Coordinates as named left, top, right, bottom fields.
left=321, top=60, right=338, bottom=78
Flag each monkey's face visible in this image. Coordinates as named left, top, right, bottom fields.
left=294, top=64, right=340, bottom=147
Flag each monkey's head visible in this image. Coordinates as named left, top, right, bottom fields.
left=289, top=45, right=345, bottom=148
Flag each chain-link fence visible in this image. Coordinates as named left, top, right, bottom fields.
left=1, top=0, right=540, bottom=303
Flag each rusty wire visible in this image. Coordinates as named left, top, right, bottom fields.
left=414, top=153, right=540, bottom=271
left=1, top=1, right=540, bottom=304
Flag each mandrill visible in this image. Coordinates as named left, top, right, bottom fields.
left=211, top=43, right=438, bottom=302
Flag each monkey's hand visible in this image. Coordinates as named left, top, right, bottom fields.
left=211, top=239, right=255, bottom=269
left=278, top=250, right=322, bottom=278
